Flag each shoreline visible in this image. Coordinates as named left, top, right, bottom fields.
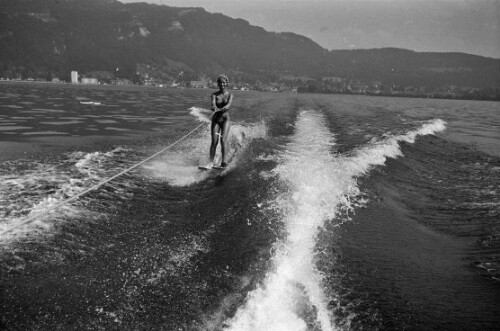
left=1, top=80, right=498, bottom=102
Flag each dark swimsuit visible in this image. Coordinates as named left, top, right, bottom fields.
left=213, top=112, right=228, bottom=125
left=212, top=90, right=230, bottom=126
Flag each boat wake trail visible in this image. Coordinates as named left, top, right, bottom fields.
left=223, top=111, right=446, bottom=331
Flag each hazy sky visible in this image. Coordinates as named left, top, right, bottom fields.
left=119, top=0, right=500, bottom=58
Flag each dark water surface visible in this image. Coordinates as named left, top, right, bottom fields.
left=0, top=83, right=498, bottom=330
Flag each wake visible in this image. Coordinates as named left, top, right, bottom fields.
left=222, top=111, right=446, bottom=331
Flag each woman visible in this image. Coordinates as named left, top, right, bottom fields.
left=206, top=74, right=233, bottom=168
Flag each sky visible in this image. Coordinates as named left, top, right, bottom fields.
left=119, top=0, right=500, bottom=58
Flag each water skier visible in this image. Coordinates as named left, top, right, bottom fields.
left=205, top=74, right=233, bottom=169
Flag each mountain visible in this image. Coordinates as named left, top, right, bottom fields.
left=0, top=0, right=327, bottom=82
left=328, top=48, right=499, bottom=89
left=1, top=0, right=499, bottom=94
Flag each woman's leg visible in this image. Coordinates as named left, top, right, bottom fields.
left=209, top=121, right=220, bottom=164
left=220, top=118, right=231, bottom=165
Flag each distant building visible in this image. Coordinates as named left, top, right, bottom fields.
left=71, top=71, right=78, bottom=84
left=111, top=79, right=133, bottom=86
left=190, top=80, right=208, bottom=88
left=322, top=77, right=343, bottom=83
left=82, top=77, right=98, bottom=85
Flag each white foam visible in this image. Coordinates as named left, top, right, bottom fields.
left=143, top=122, right=265, bottom=186
left=189, top=106, right=212, bottom=123
left=345, top=119, right=446, bottom=176
left=0, top=147, right=129, bottom=244
left=142, top=108, right=266, bottom=186
left=225, top=111, right=340, bottom=331
left=223, top=114, right=446, bottom=331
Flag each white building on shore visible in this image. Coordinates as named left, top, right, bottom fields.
left=71, top=71, right=78, bottom=84
left=81, top=77, right=98, bottom=85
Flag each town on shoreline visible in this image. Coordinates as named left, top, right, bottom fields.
left=1, top=75, right=498, bottom=102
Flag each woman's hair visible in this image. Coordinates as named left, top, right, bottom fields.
left=217, top=74, right=229, bottom=84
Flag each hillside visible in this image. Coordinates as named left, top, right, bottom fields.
left=328, top=48, right=499, bottom=89
left=0, top=0, right=327, bottom=82
left=0, top=0, right=498, bottom=95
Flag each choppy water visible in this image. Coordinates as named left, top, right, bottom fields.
left=0, top=83, right=499, bottom=330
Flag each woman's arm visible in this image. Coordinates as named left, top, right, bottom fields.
left=210, top=93, right=217, bottom=111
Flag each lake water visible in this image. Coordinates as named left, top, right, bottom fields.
left=0, top=82, right=499, bottom=330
